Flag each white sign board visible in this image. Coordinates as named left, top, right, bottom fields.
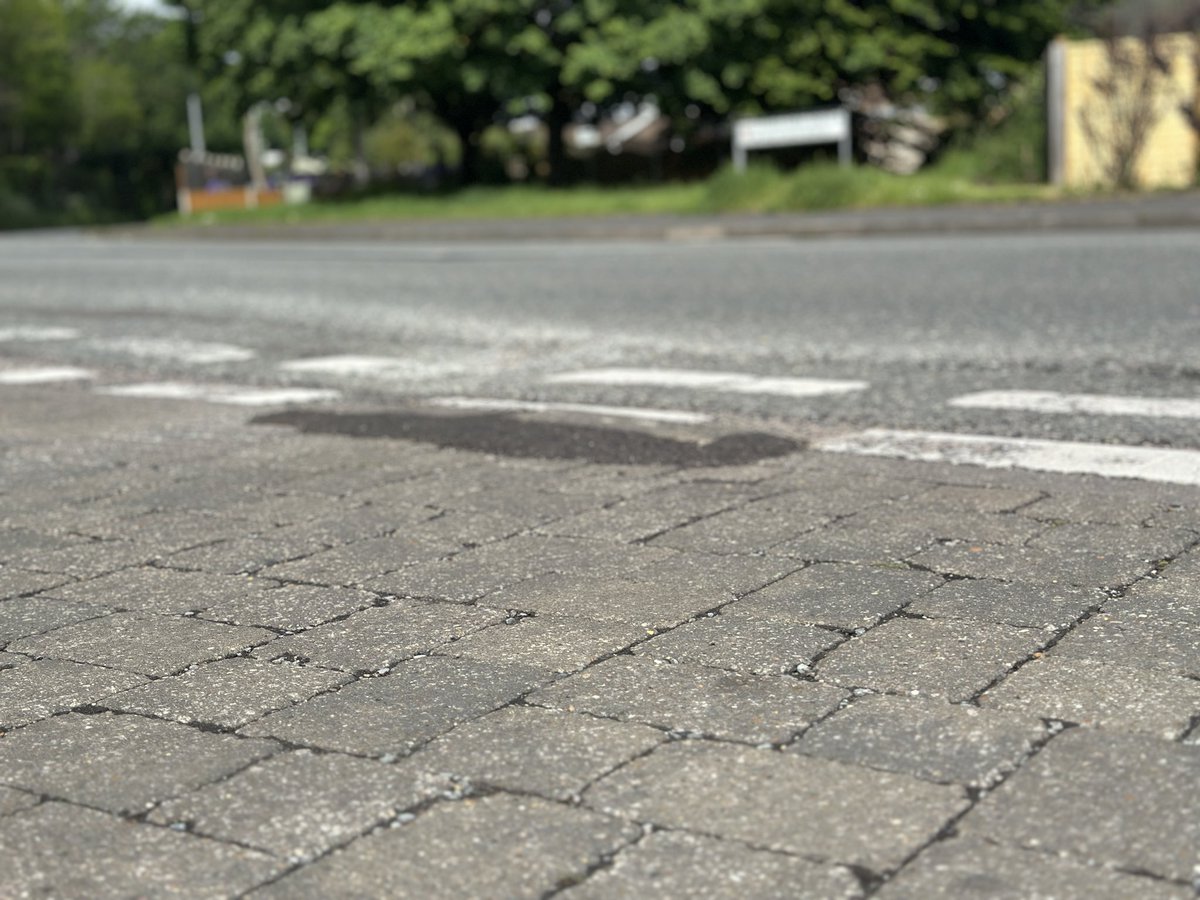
left=733, top=108, right=852, bottom=170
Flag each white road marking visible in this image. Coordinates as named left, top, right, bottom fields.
left=97, top=383, right=340, bottom=406
left=0, top=366, right=94, bottom=384
left=950, top=389, right=1200, bottom=420
left=428, top=396, right=712, bottom=424
left=816, top=428, right=1200, bottom=486
left=547, top=368, right=868, bottom=397
left=0, top=326, right=80, bottom=342
left=91, top=338, right=256, bottom=364
left=278, top=355, right=464, bottom=379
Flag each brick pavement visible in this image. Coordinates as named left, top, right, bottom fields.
left=1, top=387, right=1199, bottom=898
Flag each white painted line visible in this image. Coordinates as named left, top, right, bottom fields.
left=0, top=366, right=94, bottom=385
left=97, top=383, right=340, bottom=406
left=950, top=390, right=1200, bottom=420
left=92, top=338, right=256, bottom=365
left=428, top=396, right=712, bottom=425
left=0, top=326, right=80, bottom=342
left=547, top=368, right=868, bottom=397
left=278, top=355, right=467, bottom=380
left=816, top=428, right=1200, bottom=486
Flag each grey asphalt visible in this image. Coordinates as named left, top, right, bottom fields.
left=1, top=227, right=1199, bottom=897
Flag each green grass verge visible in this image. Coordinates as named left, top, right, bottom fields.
left=158, top=161, right=1062, bottom=228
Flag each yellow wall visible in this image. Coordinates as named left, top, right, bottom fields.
left=1061, top=34, right=1198, bottom=188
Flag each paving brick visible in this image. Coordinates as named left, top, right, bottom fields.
left=876, top=837, right=1193, bottom=899
left=0, top=712, right=277, bottom=814
left=164, top=534, right=333, bottom=576
left=251, top=600, right=502, bottom=673
left=961, top=729, right=1200, bottom=883
left=411, top=706, right=664, bottom=801
left=1049, top=613, right=1200, bottom=678
left=9, top=611, right=274, bottom=676
left=650, top=494, right=830, bottom=555
left=586, top=741, right=968, bottom=872
left=0, top=595, right=110, bottom=645
left=250, top=793, right=638, bottom=899
left=634, top=613, right=841, bottom=674
left=0, top=803, right=280, bottom=898
left=546, top=481, right=760, bottom=543
left=262, top=531, right=467, bottom=586
left=150, top=750, right=440, bottom=862
left=441, top=614, right=645, bottom=675
left=630, top=551, right=800, bottom=598
left=733, top=564, right=943, bottom=630
left=560, top=830, right=864, bottom=899
left=793, top=694, right=1045, bottom=787
left=978, top=656, right=1200, bottom=738
left=0, top=566, right=69, bottom=601
left=0, top=658, right=148, bottom=728
left=102, top=657, right=351, bottom=729
left=488, top=572, right=733, bottom=630
left=817, top=618, right=1045, bottom=702
left=240, top=656, right=546, bottom=756
left=366, top=535, right=671, bottom=602
left=906, top=579, right=1097, bottom=630
left=529, top=656, right=846, bottom=744
left=47, top=566, right=265, bottom=614
left=204, top=583, right=379, bottom=630
left=917, top=485, right=1046, bottom=514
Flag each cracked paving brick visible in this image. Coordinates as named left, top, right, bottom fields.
left=0, top=712, right=277, bottom=815
left=203, top=583, right=379, bottom=631
left=411, top=705, right=664, bottom=802
left=792, top=694, right=1046, bottom=788
left=732, top=564, right=943, bottom=630
left=239, top=656, right=547, bottom=756
left=8, top=611, right=273, bottom=677
left=250, top=792, right=639, bottom=899
left=586, top=741, right=968, bottom=872
left=102, top=657, right=351, bottom=729
left=816, top=618, right=1045, bottom=702
left=631, top=551, right=800, bottom=598
left=367, top=537, right=671, bottom=604
left=488, top=572, right=734, bottom=631
left=1017, top=482, right=1200, bottom=527
left=875, top=836, right=1194, bottom=900
left=150, top=749, right=442, bottom=863
left=251, top=599, right=503, bottom=674
left=559, top=830, right=864, bottom=900
left=0, top=528, right=92, bottom=565
left=0, top=595, right=111, bottom=645
left=0, top=803, right=280, bottom=898
left=46, top=566, right=266, bottom=615
left=978, top=656, right=1200, bottom=738
left=916, top=485, right=1046, bottom=514
left=906, top=579, right=1097, bottom=630
left=545, top=481, right=762, bottom=543
left=0, top=786, right=38, bottom=817
left=960, top=728, right=1200, bottom=883
left=0, top=566, right=70, bottom=601
left=164, top=534, right=338, bottom=576
left=633, top=612, right=841, bottom=675
left=0, top=658, right=148, bottom=728
left=649, top=494, right=830, bottom=555
left=440, top=614, right=645, bottom=676
left=16, top=539, right=162, bottom=579
left=260, top=531, right=468, bottom=587
left=1049, top=613, right=1200, bottom=678
left=529, top=656, right=847, bottom=744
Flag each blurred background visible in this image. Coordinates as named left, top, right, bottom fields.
left=1, top=0, right=1198, bottom=230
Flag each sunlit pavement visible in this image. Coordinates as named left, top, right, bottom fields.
left=1, top=231, right=1199, bottom=896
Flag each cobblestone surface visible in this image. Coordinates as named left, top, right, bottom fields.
left=1, top=386, right=1198, bottom=896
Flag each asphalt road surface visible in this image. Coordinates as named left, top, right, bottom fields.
left=2, top=228, right=1198, bottom=457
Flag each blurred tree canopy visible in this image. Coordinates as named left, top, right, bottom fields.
left=184, top=0, right=1094, bottom=184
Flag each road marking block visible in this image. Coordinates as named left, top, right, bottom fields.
left=950, top=390, right=1200, bottom=420
left=278, top=355, right=463, bottom=379
left=0, top=327, right=80, bottom=342
left=97, top=383, right=340, bottom=406
left=0, top=367, right=94, bottom=385
left=428, top=396, right=712, bottom=424
left=816, top=428, right=1200, bottom=486
left=547, top=368, right=868, bottom=397
left=91, top=338, right=256, bottom=364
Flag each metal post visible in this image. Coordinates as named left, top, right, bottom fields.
left=186, top=93, right=206, bottom=156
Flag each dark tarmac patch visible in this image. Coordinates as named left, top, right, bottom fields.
left=252, top=409, right=803, bottom=468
